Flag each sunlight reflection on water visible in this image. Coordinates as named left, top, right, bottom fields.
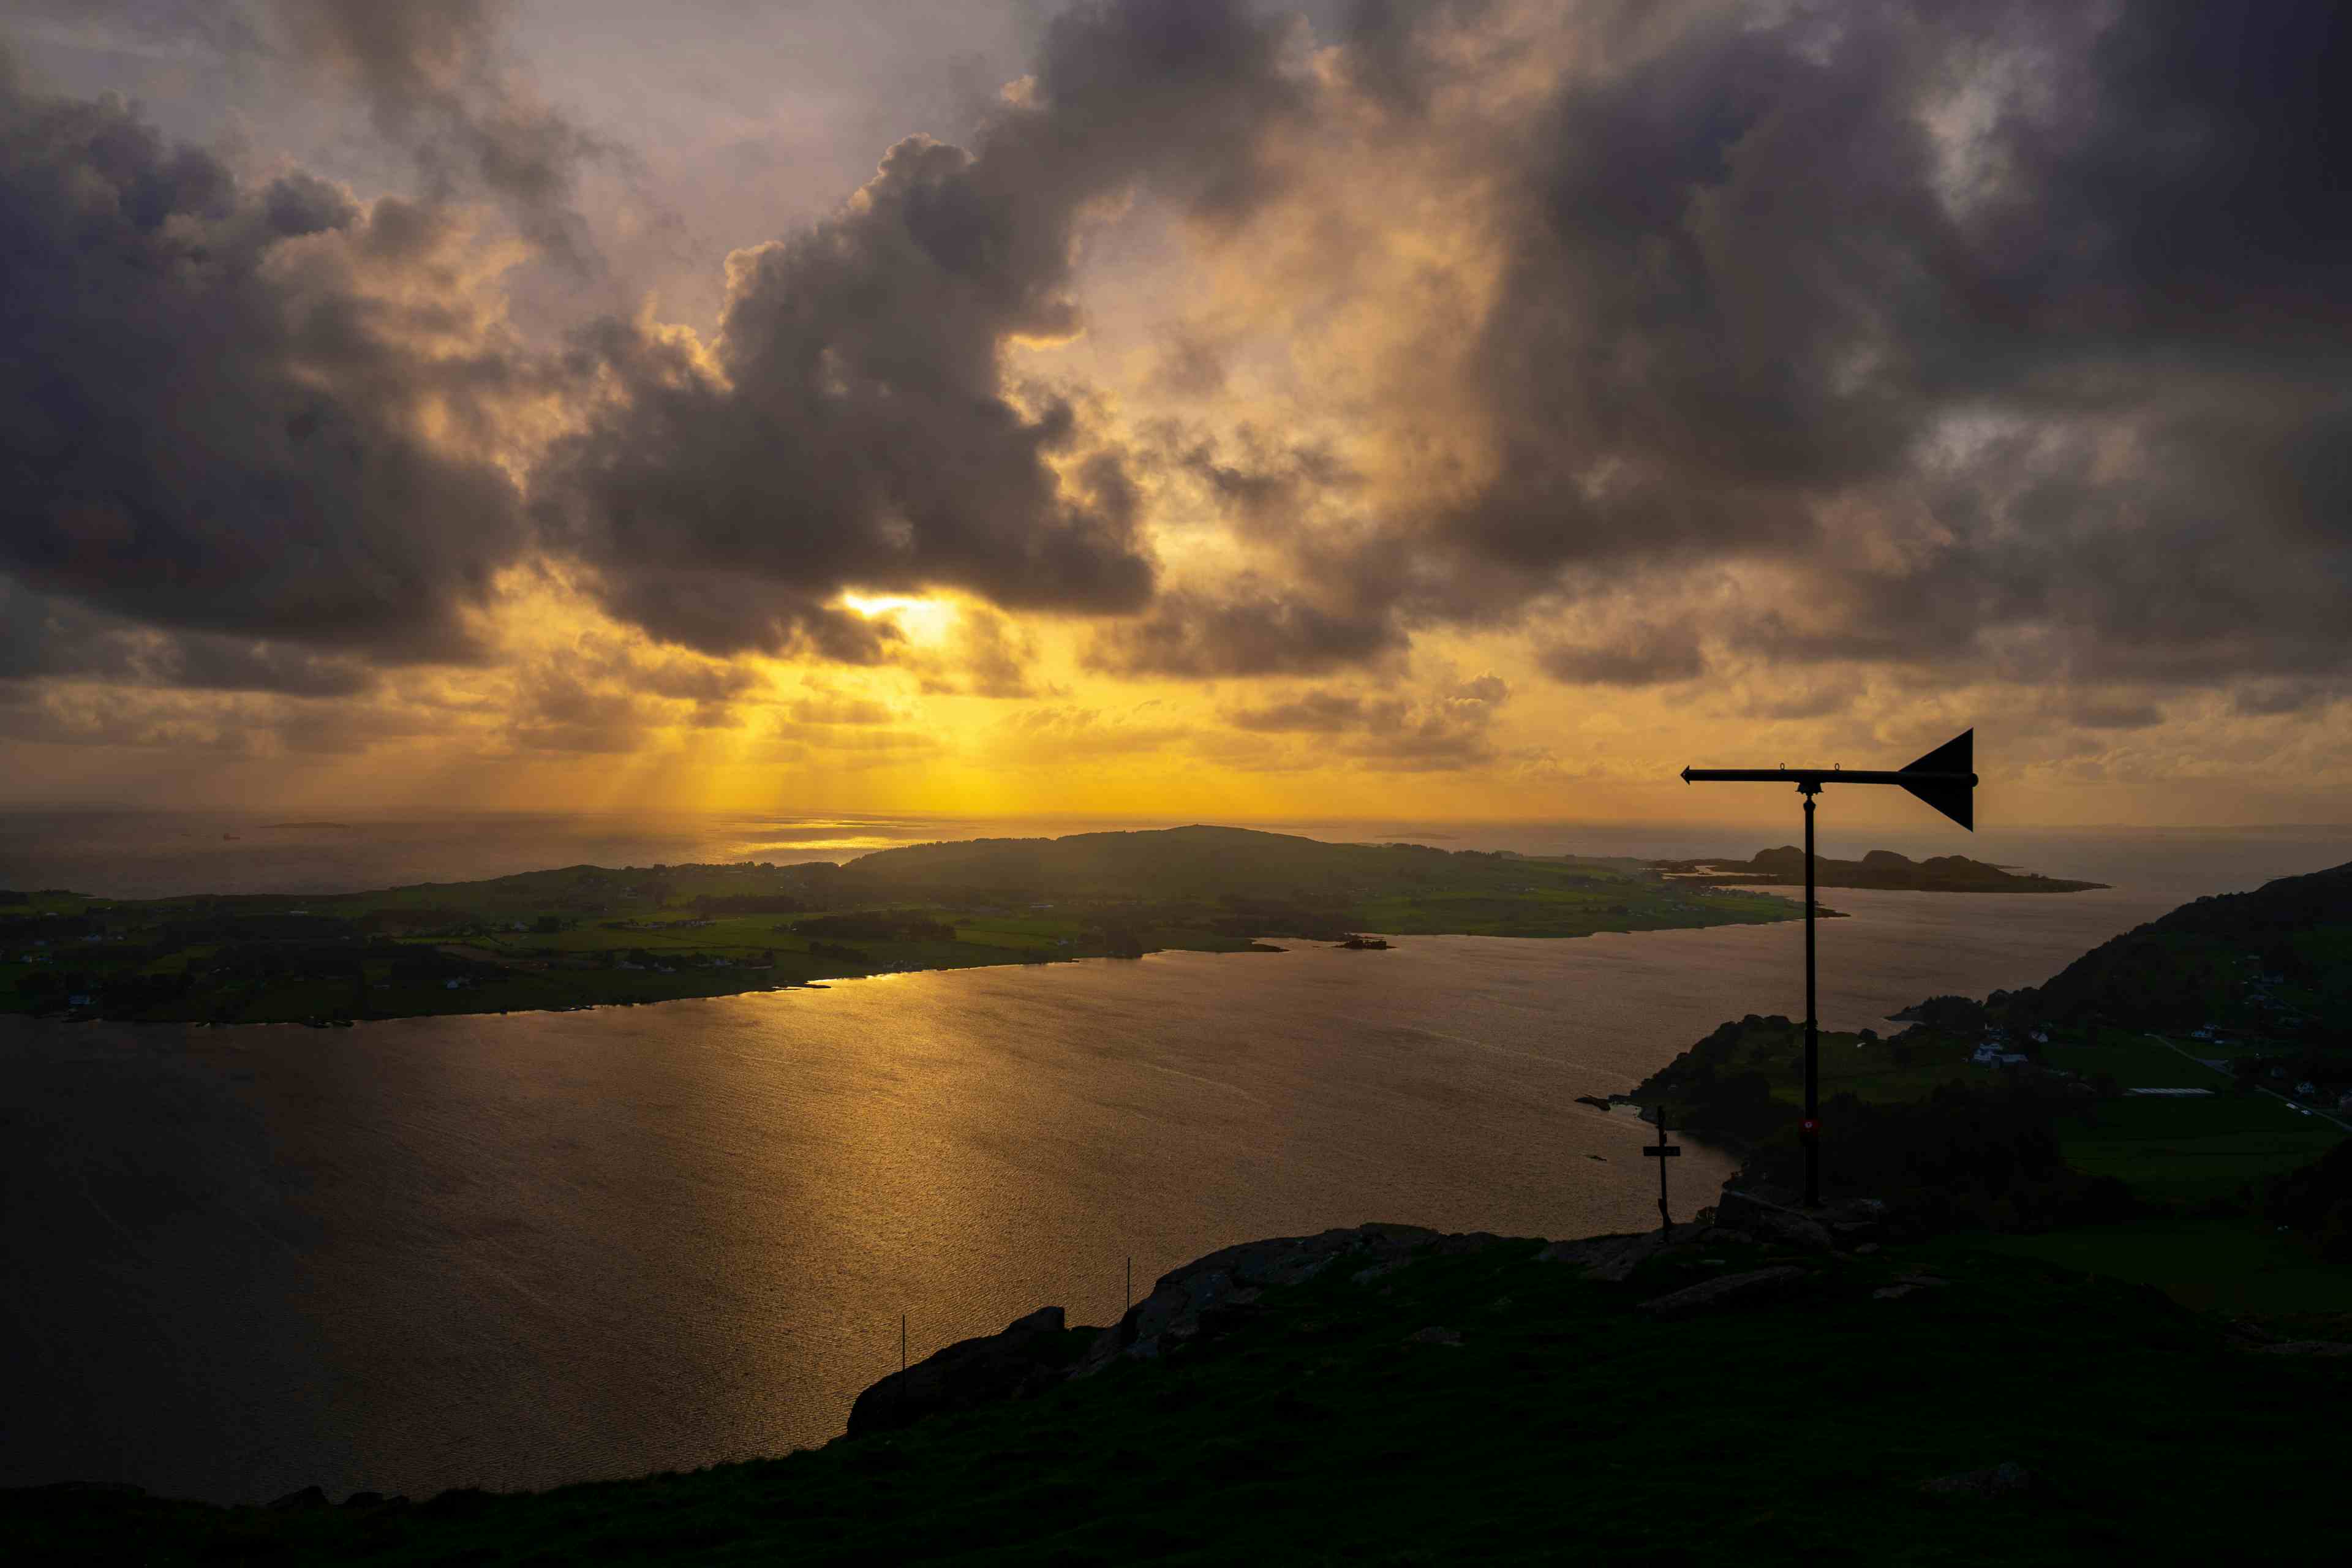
left=2, top=843, right=2342, bottom=1503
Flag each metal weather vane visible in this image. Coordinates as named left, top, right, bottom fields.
left=1677, top=729, right=1978, bottom=1208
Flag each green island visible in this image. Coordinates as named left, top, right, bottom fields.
left=7, top=864, right=2351, bottom=1562
left=0, top=826, right=1808, bottom=1026
left=1652, top=845, right=2109, bottom=892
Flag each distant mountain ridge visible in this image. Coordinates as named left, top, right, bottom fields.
left=1652, top=846, right=2107, bottom=893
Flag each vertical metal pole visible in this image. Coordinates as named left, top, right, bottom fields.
left=1125, top=1256, right=1131, bottom=1315
left=1657, top=1109, right=1672, bottom=1234
left=1803, top=789, right=1820, bottom=1208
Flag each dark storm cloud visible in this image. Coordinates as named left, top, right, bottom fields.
left=1220, top=674, right=1507, bottom=771
left=0, top=63, right=533, bottom=663
left=10, top=2, right=607, bottom=268
left=2065, top=699, right=2164, bottom=733
left=267, top=0, right=607, bottom=271
left=11, top=0, right=2348, bottom=728
left=1116, top=1, right=2352, bottom=698
left=537, top=0, right=1302, bottom=656
left=1725, top=395, right=2352, bottom=688
left=0, top=581, right=372, bottom=696
left=1156, top=423, right=1362, bottom=525
left=1553, top=0, right=2350, bottom=686
left=1536, top=624, right=1706, bottom=688
left=1226, top=688, right=1365, bottom=732
left=0, top=581, right=139, bottom=685
left=1088, top=584, right=1404, bottom=677
left=8, top=1, right=267, bottom=59
left=2231, top=679, right=2339, bottom=720
left=1335, top=0, right=1497, bottom=118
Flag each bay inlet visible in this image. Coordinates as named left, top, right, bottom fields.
left=0, top=874, right=2212, bottom=1504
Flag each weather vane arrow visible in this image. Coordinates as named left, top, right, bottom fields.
left=1676, top=729, right=1978, bottom=1207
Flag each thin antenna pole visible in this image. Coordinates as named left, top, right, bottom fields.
left=1803, top=789, right=1819, bottom=1208
left=1125, top=1256, right=1131, bottom=1315
left=900, top=1313, right=907, bottom=1377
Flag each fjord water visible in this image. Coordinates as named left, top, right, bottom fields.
left=4, top=827, right=2348, bottom=1504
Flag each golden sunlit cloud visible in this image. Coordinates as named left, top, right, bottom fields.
left=838, top=595, right=958, bottom=645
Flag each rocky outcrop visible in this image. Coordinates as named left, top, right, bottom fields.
left=1536, top=1229, right=1676, bottom=1282
left=1714, top=1189, right=1839, bottom=1251
left=1073, top=1224, right=1518, bottom=1378
left=846, top=1306, right=1080, bottom=1438
left=842, top=1225, right=1535, bottom=1439
left=1639, top=1265, right=1809, bottom=1316
left=838, top=1206, right=1896, bottom=1440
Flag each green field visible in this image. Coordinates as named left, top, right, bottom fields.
left=1634, top=993, right=2352, bottom=1322
left=0, top=827, right=1805, bottom=1025
left=2040, top=1029, right=2220, bottom=1087
left=1928, top=1218, right=2352, bottom=1319
left=2056, top=1091, right=2343, bottom=1206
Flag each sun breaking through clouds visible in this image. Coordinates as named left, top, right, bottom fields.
left=1, top=1, right=2347, bottom=825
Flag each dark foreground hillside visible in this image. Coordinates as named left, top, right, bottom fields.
left=11, top=1219, right=2345, bottom=1566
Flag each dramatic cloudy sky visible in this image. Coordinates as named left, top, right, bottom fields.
left=2, top=1, right=2345, bottom=826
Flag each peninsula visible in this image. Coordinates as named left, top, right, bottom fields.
left=1651, top=846, right=2107, bottom=893
left=0, top=826, right=1801, bottom=1026
left=1627, top=859, right=2352, bottom=1224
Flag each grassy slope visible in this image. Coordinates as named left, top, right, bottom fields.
left=1629, top=1004, right=2351, bottom=1327
left=11, top=1235, right=2345, bottom=1565
left=846, top=826, right=1799, bottom=937
left=1641, top=1019, right=2346, bottom=1203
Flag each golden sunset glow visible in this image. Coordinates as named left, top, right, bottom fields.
left=1, top=0, right=2345, bottom=831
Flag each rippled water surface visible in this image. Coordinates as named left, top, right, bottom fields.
left=4, top=831, right=2347, bottom=1503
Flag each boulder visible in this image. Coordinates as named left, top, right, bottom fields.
left=1714, top=1190, right=1836, bottom=1251
left=1537, top=1228, right=1673, bottom=1283
left=268, top=1486, right=330, bottom=1511
left=1638, top=1265, right=1808, bottom=1316
left=846, top=1306, right=1077, bottom=1438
